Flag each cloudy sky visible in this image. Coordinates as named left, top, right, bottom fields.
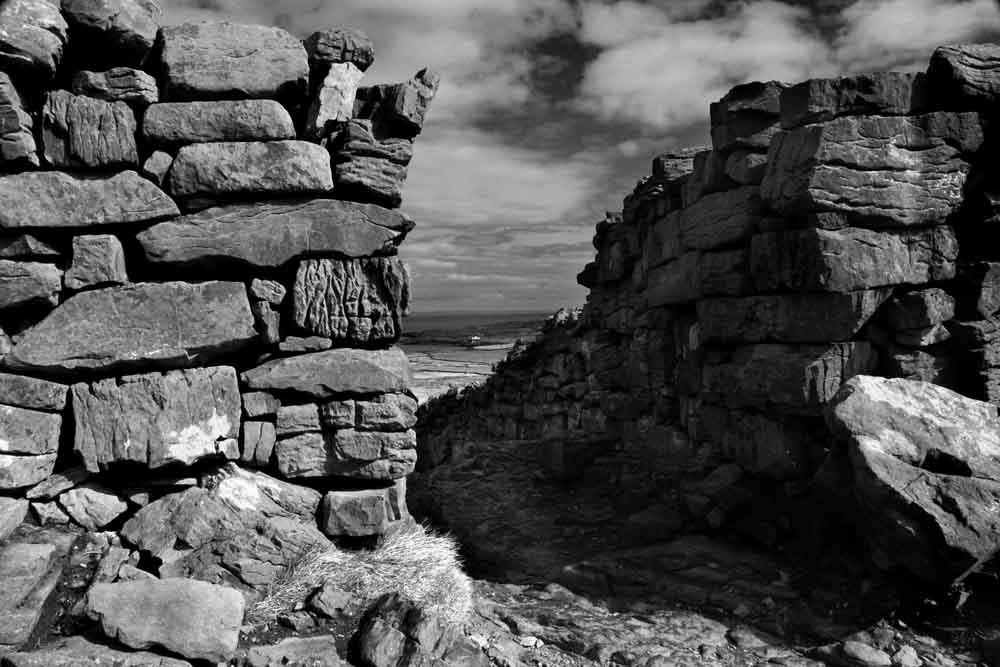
left=162, top=0, right=1000, bottom=313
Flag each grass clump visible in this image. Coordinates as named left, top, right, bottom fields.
left=249, top=521, right=473, bottom=626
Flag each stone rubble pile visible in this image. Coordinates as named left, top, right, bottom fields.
left=0, top=0, right=437, bottom=661
left=418, top=44, right=1000, bottom=584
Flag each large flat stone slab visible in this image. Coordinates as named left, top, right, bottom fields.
left=241, top=347, right=412, bottom=399
left=0, top=171, right=178, bottom=230
left=143, top=100, right=296, bottom=146
left=5, top=281, right=256, bottom=377
left=160, top=21, right=308, bottom=102
left=137, top=199, right=412, bottom=271
left=72, top=366, right=240, bottom=472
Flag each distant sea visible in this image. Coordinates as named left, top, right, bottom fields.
left=399, top=310, right=551, bottom=403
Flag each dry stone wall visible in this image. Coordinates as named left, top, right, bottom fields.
left=418, top=44, right=1000, bottom=542
left=0, top=0, right=436, bottom=608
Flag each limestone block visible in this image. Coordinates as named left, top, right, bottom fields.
left=275, top=429, right=416, bottom=480
left=242, top=348, right=412, bottom=399
left=303, top=27, right=375, bottom=82
left=41, top=90, right=138, bottom=170
left=140, top=150, right=172, bottom=186
left=882, top=288, right=955, bottom=330
left=356, top=68, right=439, bottom=139
left=143, top=100, right=296, bottom=146
left=58, top=483, right=127, bottom=529
left=0, top=452, right=56, bottom=490
left=276, top=404, right=320, bottom=437
left=240, top=420, right=276, bottom=467
left=680, top=186, right=761, bottom=251
left=356, top=393, right=417, bottom=432
left=304, top=62, right=364, bottom=139
left=0, top=497, right=28, bottom=539
left=0, top=372, right=67, bottom=411
left=334, top=157, right=407, bottom=208
left=0, top=234, right=58, bottom=261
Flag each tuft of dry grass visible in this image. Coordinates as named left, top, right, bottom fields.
left=249, top=521, right=473, bottom=626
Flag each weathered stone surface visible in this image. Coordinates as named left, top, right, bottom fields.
left=143, top=100, right=296, bottom=147
left=275, top=430, right=416, bottom=480
left=761, top=112, right=983, bottom=228
left=72, top=67, right=158, bottom=106
left=249, top=279, right=286, bottom=305
left=240, top=420, right=276, bottom=467
left=751, top=226, right=958, bottom=292
left=276, top=403, right=320, bottom=437
left=954, top=262, right=1000, bottom=319
left=206, top=463, right=321, bottom=522
left=320, top=480, right=408, bottom=537
left=86, top=578, right=243, bottom=662
left=25, top=466, right=87, bottom=500
left=0, top=404, right=60, bottom=454
left=168, top=140, right=333, bottom=202
left=58, top=483, right=127, bottom=529
left=0, top=260, right=60, bottom=309
left=645, top=252, right=700, bottom=307
left=335, top=156, right=408, bottom=209
left=161, top=22, right=308, bottom=102
left=243, top=391, right=279, bottom=418
left=0, top=0, right=67, bottom=82
left=251, top=301, right=280, bottom=345
left=780, top=72, right=927, bottom=129
left=702, top=342, right=876, bottom=410
left=305, top=62, right=363, bottom=140
left=31, top=500, right=70, bottom=526
left=357, top=68, right=440, bottom=140
left=0, top=372, right=66, bottom=411
left=72, top=366, right=241, bottom=472
left=0, top=453, right=56, bottom=489
left=652, top=146, right=701, bottom=181
left=0, top=496, right=28, bottom=540
left=698, top=289, right=891, bottom=344
left=137, top=199, right=411, bottom=272
left=304, top=27, right=374, bottom=79
left=927, top=43, right=1000, bottom=109
left=827, top=375, right=1000, bottom=584
left=6, top=281, right=255, bottom=376
left=61, top=0, right=160, bottom=68
left=894, top=323, right=949, bottom=347
left=710, top=80, right=784, bottom=151
left=680, top=186, right=761, bottom=251
left=0, top=72, right=37, bottom=168
left=0, top=533, right=76, bottom=651
left=0, top=170, right=178, bottom=230
left=242, top=347, right=412, bottom=399
left=293, top=257, right=409, bottom=344
left=41, top=90, right=138, bottom=170
left=140, top=150, right=172, bottom=186
left=357, top=394, right=417, bottom=432
left=2, top=635, right=192, bottom=666
left=278, top=336, right=332, bottom=353
left=242, top=636, right=344, bottom=667
left=882, top=288, right=955, bottom=330
left=334, top=119, right=413, bottom=165
left=319, top=399, right=355, bottom=429
left=64, top=234, right=128, bottom=290
left=0, top=234, right=59, bottom=261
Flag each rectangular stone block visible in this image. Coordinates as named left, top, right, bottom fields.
left=0, top=373, right=66, bottom=412
left=680, top=186, right=761, bottom=251
left=241, top=420, right=276, bottom=468
left=276, top=404, right=320, bottom=437
left=780, top=72, right=928, bottom=129
left=41, top=90, right=137, bottom=170
left=356, top=394, right=417, bottom=432
left=274, top=429, right=416, bottom=481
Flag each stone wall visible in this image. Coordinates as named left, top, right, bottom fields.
left=418, top=44, right=1000, bottom=540
left=0, top=0, right=435, bottom=608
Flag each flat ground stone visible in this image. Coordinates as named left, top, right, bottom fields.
left=0, top=453, right=56, bottom=490
left=0, top=531, right=76, bottom=651
left=167, top=140, right=333, bottom=201
left=0, top=496, right=28, bottom=540
left=86, top=578, right=244, bottom=662
left=0, top=404, right=60, bottom=454
left=242, top=347, right=412, bottom=399
left=72, top=67, right=158, bottom=106
left=0, top=260, right=61, bottom=310
left=0, top=170, right=178, bottom=230
left=61, top=0, right=161, bottom=68
left=0, top=0, right=67, bottom=83
left=3, top=635, right=192, bottom=666
left=41, top=90, right=138, bottom=169
left=64, top=234, right=128, bottom=290
left=0, top=372, right=67, bottom=411
left=137, top=199, right=412, bottom=272
left=58, top=483, right=127, bottom=529
left=143, top=100, right=296, bottom=146
left=161, top=21, right=308, bottom=102
left=72, top=366, right=241, bottom=472
left=6, top=281, right=256, bottom=376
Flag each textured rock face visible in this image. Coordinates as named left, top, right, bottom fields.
left=0, top=452, right=56, bottom=489
left=71, top=67, right=158, bottom=106
left=827, top=375, right=1000, bottom=584
left=0, top=372, right=67, bottom=411
left=1, top=636, right=192, bottom=666
left=160, top=22, right=308, bottom=102
left=358, top=68, right=440, bottom=139
left=72, top=366, right=241, bottom=472
left=710, top=80, right=784, bottom=151
left=275, top=429, right=416, bottom=480
left=762, top=112, right=982, bottom=228
left=137, top=199, right=411, bottom=271
left=59, top=483, right=128, bottom=529
left=320, top=481, right=407, bottom=537
left=64, top=234, right=128, bottom=290
left=357, top=394, right=417, bottom=431
left=0, top=404, right=60, bottom=454
left=292, top=257, right=409, bottom=343
left=60, top=0, right=161, bottom=68
left=680, top=186, right=761, bottom=250
left=0, top=170, right=178, bottom=230
left=86, top=579, right=244, bottom=662
left=304, top=27, right=375, bottom=76
left=41, top=90, right=138, bottom=170
left=305, top=62, right=364, bottom=139
left=6, top=281, right=256, bottom=376
left=143, top=100, right=296, bottom=146
left=0, top=260, right=60, bottom=309
left=332, top=119, right=413, bottom=207
left=780, top=72, right=928, bottom=129
left=167, top=140, right=333, bottom=201
left=0, top=0, right=67, bottom=82
left=0, top=497, right=27, bottom=540
left=928, top=43, right=1000, bottom=108
left=242, top=347, right=412, bottom=398
left=0, top=73, right=37, bottom=168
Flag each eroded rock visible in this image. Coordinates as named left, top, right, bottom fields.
left=928, top=43, right=1000, bottom=109
left=0, top=72, right=37, bottom=169
left=0, top=0, right=67, bottom=83
left=72, top=67, right=158, bottom=106
left=41, top=90, right=138, bottom=170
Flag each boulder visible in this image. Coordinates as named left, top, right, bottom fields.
left=240, top=420, right=276, bottom=467
left=0, top=0, right=67, bottom=83
left=826, top=375, right=1000, bottom=584
left=0, top=170, right=178, bottom=230
left=697, top=289, right=891, bottom=344
left=356, top=394, right=417, bottom=432
left=41, top=90, right=138, bottom=170
left=60, top=0, right=161, bottom=68
left=64, top=234, right=128, bottom=290
left=780, top=72, right=928, bottom=129
left=58, top=483, right=127, bottom=529
left=751, top=225, right=958, bottom=292
left=2, top=635, right=191, bottom=666
left=0, top=260, right=60, bottom=309
left=0, top=453, right=56, bottom=490
left=86, top=578, right=243, bottom=663
left=927, top=43, right=1000, bottom=109
left=160, top=21, right=308, bottom=102
left=143, top=100, right=296, bottom=147
left=167, top=140, right=333, bottom=202
left=0, top=72, right=37, bottom=169
left=0, top=372, right=67, bottom=410
left=0, top=234, right=59, bottom=261
left=0, top=404, right=60, bottom=454
left=275, top=429, right=416, bottom=480
left=137, top=199, right=411, bottom=272
left=710, top=80, right=785, bottom=151
left=6, top=281, right=256, bottom=376
left=72, top=366, right=241, bottom=472
left=0, top=496, right=28, bottom=540
left=292, top=257, right=408, bottom=344
left=761, top=112, right=983, bottom=228
left=242, top=347, right=412, bottom=399
left=71, top=67, right=158, bottom=106
left=304, top=62, right=364, bottom=140
left=320, top=480, right=408, bottom=537
left=303, top=27, right=375, bottom=82
left=679, top=186, right=761, bottom=251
